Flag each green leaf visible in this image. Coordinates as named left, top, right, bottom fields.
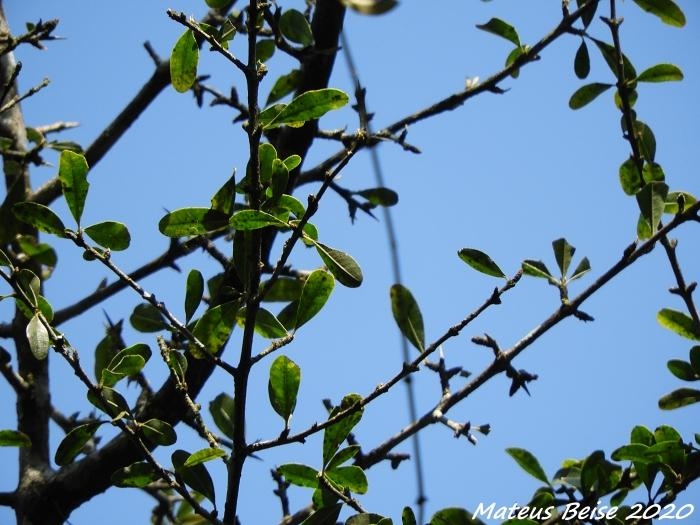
left=111, top=462, right=159, bottom=488
left=323, top=393, right=363, bottom=466
left=55, top=421, right=103, bottom=466
left=165, top=350, right=187, bottom=383
left=205, top=0, right=229, bottom=8
left=325, top=466, right=368, bottom=494
left=664, top=191, right=697, bottom=214
left=12, top=202, right=66, bottom=236
left=402, top=507, right=417, bottom=525
left=16, top=268, right=40, bottom=306
left=326, top=445, right=360, bottom=471
left=667, top=359, right=697, bottom=381
left=637, top=63, right=683, bottom=82
left=659, top=388, right=700, bottom=409
left=262, top=88, right=349, bottom=129
left=506, top=447, right=550, bottom=485
left=636, top=182, right=669, bottom=234
left=632, top=0, right=686, bottom=27
left=357, top=187, right=399, bottom=207
left=339, top=0, right=398, bottom=15
left=0, top=430, right=31, bottom=447
left=280, top=9, right=313, bottom=46
left=229, top=209, right=288, bottom=230
left=237, top=307, right=288, bottom=339
left=16, top=236, right=57, bottom=267
left=184, top=447, right=227, bottom=467
left=569, top=82, right=612, bottom=109
left=140, top=418, right=177, bottom=446
left=278, top=463, right=319, bottom=488
left=457, top=248, right=505, bottom=278
left=690, top=346, right=700, bottom=374
left=346, top=514, right=392, bottom=525
left=522, top=260, right=554, bottom=280
left=592, top=39, right=637, bottom=80
left=619, top=157, right=643, bottom=195
left=101, top=343, right=151, bottom=387
left=295, top=269, right=335, bottom=329
left=159, top=207, right=230, bottom=237
left=130, top=303, right=167, bottom=333
left=172, top=449, right=216, bottom=505
left=185, top=269, right=204, bottom=323
left=314, top=242, right=363, bottom=288
left=568, top=257, right=591, bottom=282
left=552, top=238, right=575, bottom=277
left=87, top=386, right=131, bottom=419
left=171, top=29, right=199, bottom=93
left=268, top=355, right=301, bottom=426
left=574, top=40, right=590, bottom=79
left=260, top=277, right=303, bottom=302
left=210, top=172, right=236, bottom=216
left=637, top=212, right=653, bottom=240
left=0, top=248, right=11, bottom=267
left=633, top=121, right=657, bottom=162
left=301, top=504, right=342, bottom=525
left=505, top=46, right=525, bottom=78
left=209, top=392, right=235, bottom=440
left=59, top=150, right=90, bottom=225
left=26, top=313, right=50, bottom=360
left=267, top=69, right=302, bottom=105
left=390, top=284, right=425, bottom=352
left=577, top=0, right=599, bottom=27
left=476, top=18, right=520, bottom=47
left=270, top=158, right=290, bottom=202
left=429, top=508, right=486, bottom=525
left=84, top=221, right=131, bottom=251
left=256, top=39, right=276, bottom=62
left=657, top=308, right=700, bottom=340
left=192, top=301, right=239, bottom=354
left=283, top=155, right=302, bottom=172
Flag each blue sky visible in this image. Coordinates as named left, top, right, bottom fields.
left=2, top=1, right=700, bottom=523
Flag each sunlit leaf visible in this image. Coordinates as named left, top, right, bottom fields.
left=619, top=157, right=643, bottom=195
left=295, top=269, right=334, bottom=329
left=552, top=238, right=575, bottom=277
left=192, top=301, right=239, bottom=354
left=632, top=0, right=686, bottom=27
left=111, top=462, right=159, bottom=488
left=12, top=202, right=66, bottom=237
left=171, top=29, right=199, bottom=93
left=323, top=393, right=363, bottom=467
left=325, top=465, right=368, bottom=494
left=657, top=308, right=700, bottom=340
left=172, top=449, right=216, bottom=505
left=159, top=208, right=230, bottom=237
left=659, top=388, right=700, bottom=409
left=210, top=172, right=236, bottom=216
left=237, top=307, right=288, bottom=339
left=637, top=63, right=683, bottom=82
left=278, top=463, right=319, bottom=488
left=636, top=181, right=668, bottom=234
left=229, top=209, right=288, bottom=230
left=390, top=284, right=424, bottom=351
left=268, top=355, right=301, bottom=425
left=326, top=445, right=360, bottom=471
left=84, top=221, right=131, bottom=251
left=58, top=150, right=90, bottom=225
left=184, top=447, right=227, bottom=467
left=0, top=430, right=31, bottom=447
left=280, top=9, right=313, bottom=46
left=101, top=343, right=151, bottom=387
left=339, top=0, right=398, bottom=15
left=262, top=89, right=349, bottom=129
left=521, top=260, right=554, bottom=281
left=569, top=82, right=612, bottom=109
left=267, top=69, right=302, bottom=105
left=314, top=242, right=363, bottom=288
left=506, top=448, right=550, bottom=485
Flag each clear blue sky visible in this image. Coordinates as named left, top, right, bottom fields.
left=2, top=1, right=699, bottom=523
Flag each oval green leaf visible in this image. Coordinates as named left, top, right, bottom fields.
left=130, top=303, right=167, bottom=333
left=268, top=355, right=301, bottom=425
left=325, top=465, right=367, bottom=494
left=339, top=0, right=398, bottom=15
left=111, top=461, right=160, bottom=488
left=0, top=429, right=31, bottom=447
left=59, top=150, right=90, bottom=225
left=476, top=18, right=521, bottom=47
left=637, top=63, right=683, bottom=82
left=280, top=9, right=313, bottom=46
left=171, top=29, right=199, bottom=93
left=55, top=421, right=103, bottom=466
left=12, top=202, right=66, bottom=237
left=159, top=207, right=230, bottom=237
left=632, top=0, right=686, bottom=27
left=267, top=69, right=302, bottom=105
left=357, top=187, right=399, bottom=207
left=229, top=209, right=288, bottom=230
left=636, top=181, right=668, bottom=234
left=295, top=269, right=334, bottom=329
left=84, top=221, right=131, bottom=251
left=457, top=248, right=505, bottom=278
left=184, top=447, right=227, bottom=467
left=87, top=386, right=131, bottom=419
left=569, top=82, right=612, bottom=110
left=506, top=447, right=550, bottom=485
left=619, top=157, right=643, bottom=195
left=209, top=392, right=235, bottom=440
left=314, top=242, right=363, bottom=288
left=277, top=463, right=319, bottom=488
left=390, top=284, right=425, bottom=351
left=658, top=387, right=700, bottom=410
left=140, top=418, right=177, bottom=446
left=172, top=449, right=216, bottom=504
left=667, top=359, right=697, bottom=381
left=237, top=306, right=288, bottom=339
left=323, top=393, right=363, bottom=466
left=657, top=308, right=700, bottom=340
left=263, top=88, right=349, bottom=129
left=185, top=269, right=204, bottom=323
left=192, top=301, right=239, bottom=354
left=552, top=238, right=575, bottom=277
left=574, top=40, right=590, bottom=79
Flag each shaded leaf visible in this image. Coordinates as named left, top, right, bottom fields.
left=476, top=18, right=520, bottom=47
left=0, top=248, right=11, bottom=267
left=357, top=187, right=399, bottom=207
left=633, top=120, right=657, bottom=162
left=260, top=277, right=303, bottom=302
left=268, top=355, right=301, bottom=425
left=172, top=449, right=216, bottom=505
left=280, top=9, right=313, bottom=46
left=690, top=346, right=700, bottom=373
left=637, top=63, right=683, bottom=82
left=390, top=284, right=425, bottom=351
left=568, top=257, right=591, bottom=282
left=592, top=39, right=637, bottom=80
left=657, top=308, right=700, bottom=341
left=270, top=158, right=289, bottom=202
left=301, top=503, right=342, bottom=525
left=521, top=260, right=554, bottom=281
left=552, top=238, right=575, bottom=277
left=159, top=208, right=230, bottom=237
left=236, top=307, right=287, bottom=338
left=429, top=508, right=486, bottom=525
left=458, top=248, right=505, bottom=278
left=229, top=209, right=288, bottom=230
left=209, top=393, right=235, bottom=440
left=506, top=447, right=549, bottom=484
left=87, top=386, right=131, bottom=419
left=58, top=150, right=90, bottom=225
left=569, top=82, right=612, bottom=109
left=192, top=301, right=239, bottom=354
left=185, top=269, right=204, bottom=323
left=0, top=430, right=31, bottom=447
left=326, top=445, right=361, bottom=471
left=101, top=343, right=151, bottom=387
left=262, top=88, right=349, bottom=129
left=171, top=29, right=199, bottom=93
left=130, top=303, right=167, bottom=333
left=140, top=418, right=177, bottom=446
left=12, top=202, right=66, bottom=236
left=55, top=421, right=102, bottom=466
left=402, top=507, right=417, bottom=525
left=16, top=236, right=57, bottom=267
left=574, top=40, right=590, bottom=79
left=632, top=0, right=686, bottom=27
left=636, top=182, right=668, bottom=234
left=278, top=463, right=319, bottom=488
left=267, top=69, right=302, bottom=105
left=210, top=172, right=236, bottom=216
left=619, top=157, right=643, bottom=195
left=667, top=359, right=697, bottom=381
left=256, top=39, right=275, bottom=62
left=26, top=313, right=50, bottom=360
left=314, top=242, right=363, bottom=288
left=295, top=269, right=335, bottom=329
left=323, top=393, right=363, bottom=466
left=111, top=462, right=159, bottom=488
left=659, top=388, right=700, bottom=409
left=84, top=221, right=131, bottom=251
left=184, top=447, right=227, bottom=467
